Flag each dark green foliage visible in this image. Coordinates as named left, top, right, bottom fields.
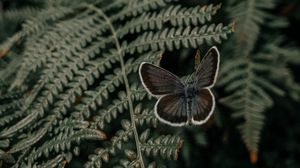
left=218, top=0, right=300, bottom=156
left=0, top=0, right=299, bottom=167
left=0, top=0, right=233, bottom=167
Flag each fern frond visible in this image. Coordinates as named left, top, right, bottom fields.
left=24, top=39, right=116, bottom=111
left=8, top=119, right=90, bottom=154
left=140, top=131, right=182, bottom=160
left=117, top=4, right=221, bottom=37
left=228, top=0, right=274, bottom=57
left=37, top=154, right=66, bottom=168
left=91, top=88, right=150, bottom=129
left=219, top=50, right=296, bottom=152
left=110, top=0, right=171, bottom=21
left=11, top=13, right=110, bottom=89
left=8, top=126, right=49, bottom=154
left=0, top=111, right=25, bottom=128
left=22, top=6, right=76, bottom=35
left=54, top=119, right=90, bottom=134
left=134, top=104, right=157, bottom=127
left=85, top=120, right=134, bottom=168
left=5, top=45, right=118, bottom=139
left=0, top=111, right=39, bottom=138
left=27, top=128, right=106, bottom=163
left=266, top=40, right=300, bottom=64
left=126, top=23, right=234, bottom=53
left=49, top=51, right=117, bottom=115
left=264, top=42, right=300, bottom=101
left=0, top=6, right=75, bottom=59
left=219, top=0, right=299, bottom=156
left=73, top=68, right=124, bottom=119
left=0, top=7, right=40, bottom=23
left=92, top=91, right=128, bottom=129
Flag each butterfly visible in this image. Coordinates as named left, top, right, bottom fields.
left=139, top=46, right=220, bottom=126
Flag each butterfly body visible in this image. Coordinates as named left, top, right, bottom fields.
left=183, top=84, right=196, bottom=124
left=139, top=46, right=220, bottom=126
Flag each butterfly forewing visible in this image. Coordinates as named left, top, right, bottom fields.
left=191, top=88, right=215, bottom=125
left=195, top=47, right=220, bottom=88
left=139, top=62, right=184, bottom=96
left=155, top=93, right=187, bottom=126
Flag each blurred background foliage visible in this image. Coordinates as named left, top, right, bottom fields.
left=0, top=0, right=300, bottom=167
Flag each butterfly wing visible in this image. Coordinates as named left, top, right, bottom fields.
left=139, top=62, right=184, bottom=96
left=191, top=88, right=215, bottom=125
left=154, top=93, right=187, bottom=126
left=195, top=46, right=220, bottom=88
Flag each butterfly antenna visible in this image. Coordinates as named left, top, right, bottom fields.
left=184, top=50, right=201, bottom=84
left=157, top=51, right=165, bottom=65
left=195, top=49, right=201, bottom=70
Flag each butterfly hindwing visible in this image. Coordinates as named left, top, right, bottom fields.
left=154, top=93, right=187, bottom=126
left=139, top=62, right=184, bottom=96
left=195, top=46, right=220, bottom=88
left=191, top=88, right=215, bottom=125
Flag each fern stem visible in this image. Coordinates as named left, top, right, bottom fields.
left=87, top=5, right=145, bottom=168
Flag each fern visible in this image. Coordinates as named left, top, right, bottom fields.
left=126, top=23, right=234, bottom=53
left=0, top=0, right=234, bottom=167
left=0, top=7, right=40, bottom=24
left=219, top=0, right=300, bottom=160
left=117, top=4, right=222, bottom=37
